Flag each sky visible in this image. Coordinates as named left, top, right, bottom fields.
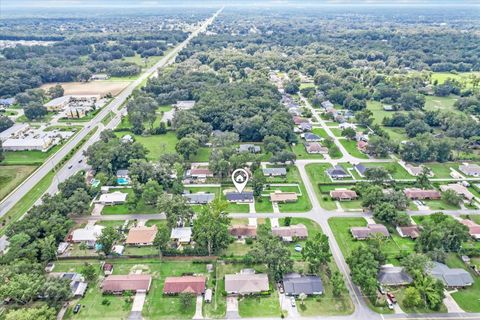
left=2, top=0, right=479, bottom=8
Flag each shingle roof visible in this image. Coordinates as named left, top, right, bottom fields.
left=101, top=275, right=152, bottom=293
left=225, top=273, right=269, bottom=294
left=183, top=193, right=215, bottom=204
left=229, top=225, right=257, bottom=237
left=304, top=133, right=321, bottom=141
left=126, top=226, right=158, bottom=245
left=428, top=262, right=473, bottom=287
left=330, top=189, right=357, bottom=200
left=440, top=184, right=474, bottom=200
left=272, top=224, right=308, bottom=238
left=283, top=273, right=323, bottom=295
left=403, top=188, right=441, bottom=200
left=459, top=164, right=480, bottom=176
left=262, top=168, right=287, bottom=176
left=350, top=224, right=390, bottom=239
left=163, top=276, right=206, bottom=294
left=354, top=164, right=367, bottom=175
left=226, top=192, right=254, bottom=201
left=377, top=265, right=413, bottom=286
left=396, top=225, right=421, bottom=239
left=327, top=165, right=350, bottom=177
left=270, top=192, right=298, bottom=202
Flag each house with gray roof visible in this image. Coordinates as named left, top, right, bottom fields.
left=183, top=193, right=215, bottom=204
left=377, top=265, right=413, bottom=286
left=428, top=262, right=474, bottom=288
left=321, top=100, right=334, bottom=109
left=226, top=192, right=254, bottom=203
left=459, top=163, right=480, bottom=177
left=262, top=168, right=287, bottom=177
left=326, top=165, right=351, bottom=179
left=299, top=122, right=312, bottom=132
left=304, top=133, right=322, bottom=142
left=354, top=164, right=367, bottom=177
left=283, top=273, right=323, bottom=296
left=238, top=144, right=261, bottom=153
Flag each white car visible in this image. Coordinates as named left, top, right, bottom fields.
left=290, top=297, right=296, bottom=307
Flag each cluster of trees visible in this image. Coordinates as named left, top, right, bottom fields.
left=0, top=173, right=94, bottom=316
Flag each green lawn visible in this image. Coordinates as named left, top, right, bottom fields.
left=330, top=128, right=343, bottom=137
left=0, top=165, right=37, bottom=200
left=255, top=197, right=273, bottom=213
left=275, top=167, right=312, bottom=213
left=424, top=95, right=461, bottom=114
left=423, top=199, right=460, bottom=211
left=340, top=139, right=369, bottom=159
left=114, top=131, right=178, bottom=160
left=425, top=162, right=459, bottom=179
left=311, top=128, right=329, bottom=139
left=101, top=189, right=158, bottom=215
left=447, top=254, right=480, bottom=312
left=239, top=294, right=281, bottom=318
left=394, top=286, right=447, bottom=314
left=2, top=143, right=63, bottom=165
left=366, top=101, right=408, bottom=141
left=305, top=164, right=341, bottom=210
left=101, top=111, right=115, bottom=126
left=359, top=162, right=412, bottom=180
left=291, top=142, right=324, bottom=160
left=431, top=71, right=480, bottom=89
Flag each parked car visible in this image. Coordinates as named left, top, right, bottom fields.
left=387, top=300, right=394, bottom=310
left=377, top=284, right=385, bottom=295
left=290, top=297, right=296, bottom=307
left=73, top=304, right=81, bottom=314
left=387, top=292, right=397, bottom=304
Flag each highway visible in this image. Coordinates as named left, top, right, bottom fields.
left=0, top=8, right=222, bottom=217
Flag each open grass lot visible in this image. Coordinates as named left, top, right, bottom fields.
left=446, top=254, right=480, bottom=312
left=328, top=217, right=414, bottom=265
left=274, top=167, right=311, bottom=213
left=101, top=188, right=158, bottom=215
left=359, top=162, right=412, bottom=180
left=2, top=143, right=63, bottom=165
left=339, top=139, right=369, bottom=159
left=41, top=80, right=131, bottom=96
left=239, top=293, right=281, bottom=318
left=115, top=131, right=178, bottom=160
left=431, top=71, right=480, bottom=89
left=305, top=163, right=341, bottom=210
left=255, top=198, right=273, bottom=212
left=424, top=95, right=461, bottom=114
left=425, top=162, right=459, bottom=179
left=0, top=165, right=37, bottom=200
left=312, top=127, right=329, bottom=139
left=58, top=259, right=211, bottom=320
left=367, top=100, right=408, bottom=141
left=330, top=127, right=342, bottom=137
left=423, top=199, right=460, bottom=211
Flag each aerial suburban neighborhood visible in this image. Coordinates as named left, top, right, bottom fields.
left=0, top=1, right=479, bottom=320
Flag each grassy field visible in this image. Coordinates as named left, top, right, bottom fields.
left=0, top=165, right=37, bottom=200
left=101, top=189, right=158, bottom=215
left=312, top=128, right=329, bottom=139
left=101, top=111, right=115, bottom=126
left=359, top=162, right=413, bottom=180
left=431, top=71, right=480, bottom=89
left=425, top=162, right=459, bottom=179
left=339, top=140, right=369, bottom=159
left=424, top=95, right=460, bottom=114
left=114, top=131, right=178, bottom=160
left=291, top=142, right=324, bottom=160
left=366, top=101, right=408, bottom=141
left=276, top=167, right=312, bottom=213
left=2, top=143, right=63, bottom=165
left=305, top=163, right=338, bottom=210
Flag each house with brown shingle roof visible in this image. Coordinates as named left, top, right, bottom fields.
left=305, top=142, right=328, bottom=154
left=126, top=225, right=158, bottom=246
left=229, top=225, right=257, bottom=239
left=272, top=224, right=308, bottom=241
left=396, top=225, right=421, bottom=239
left=350, top=224, right=389, bottom=240
left=270, top=192, right=298, bottom=203
left=403, top=188, right=441, bottom=200
left=225, top=273, right=269, bottom=295
left=163, top=276, right=206, bottom=295
left=330, top=189, right=358, bottom=201
left=460, top=219, right=480, bottom=240
left=101, top=275, right=152, bottom=294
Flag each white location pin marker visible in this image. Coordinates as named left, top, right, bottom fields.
left=232, top=168, right=249, bottom=193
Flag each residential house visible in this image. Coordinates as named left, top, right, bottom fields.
left=292, top=116, right=308, bottom=125
left=238, top=144, right=261, bottom=153
left=226, top=192, right=254, bottom=203
left=326, top=165, right=351, bottom=179
left=283, top=273, right=323, bottom=296
left=98, top=191, right=128, bottom=205
left=0, top=97, right=15, bottom=107
left=229, top=225, right=257, bottom=239
left=303, top=133, right=322, bottom=142
left=262, top=168, right=287, bottom=177
left=428, top=262, right=473, bottom=288
left=459, top=164, right=480, bottom=177
left=339, top=123, right=356, bottom=130
left=396, top=225, right=421, bottom=239
left=70, top=225, right=104, bottom=246
left=350, top=224, right=390, bottom=240
left=272, top=224, right=308, bottom=242
left=103, top=263, right=114, bottom=275
left=174, top=100, right=196, bottom=110
left=186, top=167, right=214, bottom=181
left=170, top=227, right=192, bottom=244
left=440, top=184, right=474, bottom=201
left=404, top=164, right=426, bottom=177
left=321, top=101, right=333, bottom=109
left=116, top=169, right=129, bottom=179
left=163, top=276, right=206, bottom=295
left=225, top=273, right=269, bottom=295
left=299, top=122, right=312, bottom=132
left=354, top=164, right=368, bottom=177
left=377, top=265, right=413, bottom=286
left=383, top=105, right=395, bottom=111
left=270, top=192, right=298, bottom=203
left=126, top=225, right=158, bottom=246
left=101, top=275, right=152, bottom=294
left=183, top=193, right=215, bottom=204
left=357, top=140, right=368, bottom=153
left=90, top=73, right=109, bottom=80
left=50, top=272, right=88, bottom=297
left=460, top=220, right=480, bottom=240
left=403, top=188, right=441, bottom=200
left=330, top=189, right=358, bottom=201
left=305, top=142, right=328, bottom=154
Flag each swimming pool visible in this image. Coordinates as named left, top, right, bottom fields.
left=117, top=177, right=129, bottom=185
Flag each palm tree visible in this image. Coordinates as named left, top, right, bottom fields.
left=299, top=293, right=307, bottom=306
left=414, top=273, right=442, bottom=309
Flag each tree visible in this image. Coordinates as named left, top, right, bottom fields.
left=346, top=246, right=379, bottom=299
left=441, top=189, right=463, bottom=206
left=0, top=273, right=44, bottom=304
left=416, top=214, right=469, bottom=253
left=299, top=292, right=307, bottom=305
left=366, top=136, right=396, bottom=158
left=416, top=168, right=431, bottom=189
left=6, top=306, right=56, bottom=320
left=81, top=263, right=97, bottom=282
left=176, top=137, right=199, bottom=160
left=0, top=115, right=14, bottom=132
left=405, top=120, right=431, bottom=138
left=372, top=202, right=408, bottom=226
left=154, top=225, right=171, bottom=257
left=67, top=188, right=91, bottom=215
left=251, top=169, right=266, bottom=197
left=210, top=131, right=239, bottom=148
left=158, top=194, right=194, bottom=228
left=250, top=225, right=293, bottom=281
left=263, top=135, right=288, bottom=154
left=142, top=179, right=162, bottom=206
left=97, top=226, right=120, bottom=256
left=342, top=127, right=356, bottom=140
left=24, top=104, right=47, bottom=120
left=302, top=233, right=331, bottom=273
left=403, top=287, right=423, bottom=308
left=331, top=271, right=347, bottom=297
left=359, top=184, right=384, bottom=209
left=414, top=273, right=445, bottom=310
left=401, top=253, right=432, bottom=276
left=179, top=292, right=195, bottom=308
left=42, top=277, right=71, bottom=306
left=284, top=80, right=300, bottom=94
left=269, top=151, right=296, bottom=164
left=355, top=109, right=374, bottom=127
left=48, top=84, right=64, bottom=98
left=38, top=234, right=57, bottom=262
left=364, top=167, right=390, bottom=184
left=284, top=217, right=292, bottom=226
left=193, top=199, right=230, bottom=255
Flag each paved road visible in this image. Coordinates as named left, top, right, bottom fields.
left=0, top=8, right=223, bottom=216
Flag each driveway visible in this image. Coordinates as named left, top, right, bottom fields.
left=226, top=296, right=240, bottom=319
left=129, top=291, right=146, bottom=320
left=192, top=295, right=203, bottom=319
left=278, top=293, right=299, bottom=318
left=443, top=290, right=464, bottom=313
